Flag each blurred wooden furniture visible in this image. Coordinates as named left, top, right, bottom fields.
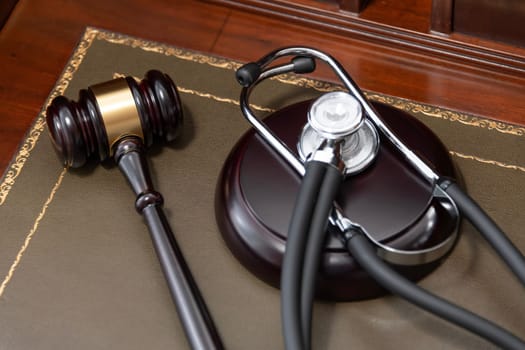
left=0, top=0, right=17, bottom=28
left=208, top=0, right=525, bottom=75
left=432, top=0, right=525, bottom=48
left=340, top=0, right=370, bottom=13
left=0, top=0, right=524, bottom=175
left=430, top=0, right=454, bottom=33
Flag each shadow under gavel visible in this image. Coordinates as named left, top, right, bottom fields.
left=45, top=70, right=224, bottom=350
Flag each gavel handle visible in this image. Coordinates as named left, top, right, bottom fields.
left=115, top=137, right=224, bottom=350
left=143, top=205, right=224, bottom=349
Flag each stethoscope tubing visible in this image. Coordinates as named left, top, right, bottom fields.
left=281, top=161, right=328, bottom=350
left=283, top=162, right=525, bottom=350
left=346, top=233, right=525, bottom=349
left=239, top=46, right=525, bottom=280
left=239, top=58, right=459, bottom=266
left=281, top=160, right=343, bottom=350
left=237, top=46, right=525, bottom=349
left=441, top=180, right=525, bottom=285
left=300, top=163, right=343, bottom=350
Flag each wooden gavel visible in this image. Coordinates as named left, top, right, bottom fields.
left=45, top=70, right=223, bottom=350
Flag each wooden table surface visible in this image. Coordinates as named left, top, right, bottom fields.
left=0, top=0, right=523, bottom=174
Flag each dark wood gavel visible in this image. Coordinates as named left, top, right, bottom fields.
left=45, top=70, right=223, bottom=350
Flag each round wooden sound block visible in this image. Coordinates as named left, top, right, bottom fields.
left=215, top=100, right=459, bottom=301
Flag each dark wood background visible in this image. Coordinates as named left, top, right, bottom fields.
left=0, top=0, right=523, bottom=174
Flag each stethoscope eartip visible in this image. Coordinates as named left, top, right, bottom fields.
left=236, top=62, right=261, bottom=87
left=291, top=56, right=316, bottom=74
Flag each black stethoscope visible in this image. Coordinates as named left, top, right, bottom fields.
left=235, top=46, right=525, bottom=350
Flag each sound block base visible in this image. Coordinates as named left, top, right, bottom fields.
left=215, top=100, right=459, bottom=301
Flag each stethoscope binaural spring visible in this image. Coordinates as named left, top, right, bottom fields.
left=237, top=48, right=460, bottom=266
left=235, top=46, right=525, bottom=350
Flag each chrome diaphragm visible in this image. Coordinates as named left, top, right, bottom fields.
left=298, top=91, right=380, bottom=175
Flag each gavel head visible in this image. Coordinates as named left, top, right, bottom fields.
left=45, top=70, right=183, bottom=168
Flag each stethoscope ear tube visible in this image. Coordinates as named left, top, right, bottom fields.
left=300, top=163, right=342, bottom=350
left=345, top=232, right=525, bottom=350
left=439, top=179, right=525, bottom=285
left=281, top=160, right=343, bottom=350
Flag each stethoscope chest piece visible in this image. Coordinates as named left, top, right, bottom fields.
left=215, top=98, right=460, bottom=301
left=298, top=91, right=380, bottom=175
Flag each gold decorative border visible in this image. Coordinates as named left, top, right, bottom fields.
left=450, top=151, right=525, bottom=172
left=92, top=28, right=525, bottom=138
left=96, top=30, right=242, bottom=71
left=177, top=86, right=276, bottom=114
left=263, top=78, right=525, bottom=137
left=124, top=72, right=525, bottom=173
left=0, top=118, right=46, bottom=205
left=114, top=72, right=276, bottom=113
left=2, top=27, right=524, bottom=207
left=94, top=28, right=525, bottom=137
left=0, top=28, right=99, bottom=206
left=366, top=94, right=525, bottom=137
left=0, top=168, right=67, bottom=298
left=176, top=84, right=525, bottom=174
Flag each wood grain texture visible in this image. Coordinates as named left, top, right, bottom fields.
left=339, top=0, right=370, bottom=13
left=0, top=0, right=524, bottom=175
left=0, top=0, right=18, bottom=29
left=430, top=0, right=454, bottom=34
left=207, top=0, right=525, bottom=75
left=454, top=0, right=525, bottom=47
